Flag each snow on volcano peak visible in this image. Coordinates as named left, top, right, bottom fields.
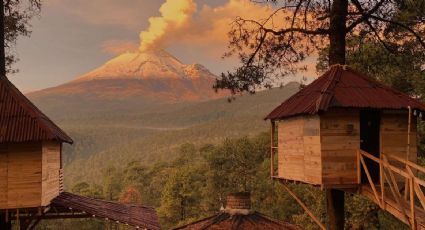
left=75, top=49, right=214, bottom=82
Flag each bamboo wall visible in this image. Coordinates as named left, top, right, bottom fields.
left=277, top=115, right=321, bottom=184
left=0, top=141, right=62, bottom=209
left=320, top=109, right=360, bottom=185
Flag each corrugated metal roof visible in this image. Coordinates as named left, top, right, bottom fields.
left=51, top=192, right=160, bottom=230
left=173, top=212, right=303, bottom=230
left=0, top=75, right=73, bottom=143
left=266, top=65, right=425, bottom=120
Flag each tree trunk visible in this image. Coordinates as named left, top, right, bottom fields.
left=326, top=189, right=345, bottom=230
left=0, top=0, right=5, bottom=76
left=327, top=0, right=348, bottom=229
left=329, top=0, right=348, bottom=66
left=0, top=214, right=12, bottom=230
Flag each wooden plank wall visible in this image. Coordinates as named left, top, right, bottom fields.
left=381, top=110, right=417, bottom=166
left=6, top=143, right=42, bottom=209
left=41, top=141, right=61, bottom=206
left=0, top=145, right=7, bottom=207
left=320, top=108, right=360, bottom=185
left=278, top=115, right=321, bottom=184
left=303, top=117, right=321, bottom=184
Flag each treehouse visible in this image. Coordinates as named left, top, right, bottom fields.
left=0, top=75, right=73, bottom=210
left=266, top=65, right=425, bottom=229
left=266, top=65, right=425, bottom=188
left=0, top=75, right=160, bottom=230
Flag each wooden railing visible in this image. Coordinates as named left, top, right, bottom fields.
left=357, top=150, right=425, bottom=229
left=59, top=168, right=64, bottom=193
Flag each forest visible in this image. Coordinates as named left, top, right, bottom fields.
left=2, top=0, right=425, bottom=229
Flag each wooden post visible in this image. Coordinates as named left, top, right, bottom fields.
left=407, top=106, right=412, bottom=162
left=357, top=150, right=361, bottom=184
left=405, top=107, right=412, bottom=200
left=270, top=121, right=275, bottom=178
left=326, top=189, right=345, bottom=230
left=380, top=153, right=384, bottom=206
left=410, top=176, right=416, bottom=230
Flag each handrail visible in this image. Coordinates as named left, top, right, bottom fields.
left=358, top=150, right=425, bottom=229
left=384, top=153, right=425, bottom=175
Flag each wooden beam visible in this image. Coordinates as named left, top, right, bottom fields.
left=407, top=166, right=425, bottom=210
left=281, top=182, right=326, bottom=230
left=380, top=154, right=385, bottom=208
left=361, top=151, right=409, bottom=178
left=360, top=155, right=381, bottom=206
left=383, top=167, right=413, bottom=227
left=357, top=150, right=361, bottom=184
left=39, top=214, right=91, bottom=219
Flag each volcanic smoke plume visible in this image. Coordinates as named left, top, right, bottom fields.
left=139, top=0, right=196, bottom=51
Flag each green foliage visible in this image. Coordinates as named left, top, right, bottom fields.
left=317, top=39, right=425, bottom=97
left=66, top=133, right=410, bottom=229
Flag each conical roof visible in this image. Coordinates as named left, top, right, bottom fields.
left=174, top=193, right=302, bottom=230
left=174, top=212, right=302, bottom=230
left=266, top=65, right=425, bottom=120
left=0, top=75, right=72, bottom=143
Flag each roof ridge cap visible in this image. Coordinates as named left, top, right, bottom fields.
left=314, top=66, right=343, bottom=111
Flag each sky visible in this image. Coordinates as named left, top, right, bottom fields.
left=10, top=0, right=313, bottom=92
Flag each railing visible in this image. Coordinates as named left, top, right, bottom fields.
left=59, top=168, right=64, bottom=193
left=357, top=150, right=425, bottom=229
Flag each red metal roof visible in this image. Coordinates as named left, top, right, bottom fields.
left=51, top=192, right=160, bottom=230
left=266, top=65, right=425, bottom=120
left=174, top=212, right=303, bottom=230
left=0, top=75, right=73, bottom=143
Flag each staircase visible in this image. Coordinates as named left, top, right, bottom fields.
left=357, top=150, right=425, bottom=229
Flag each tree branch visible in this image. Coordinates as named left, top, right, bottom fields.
left=346, top=0, right=386, bottom=32
left=370, top=15, right=425, bottom=49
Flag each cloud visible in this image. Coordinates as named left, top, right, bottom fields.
left=101, top=40, right=139, bottom=55
left=138, top=0, right=277, bottom=52
left=139, top=0, right=197, bottom=51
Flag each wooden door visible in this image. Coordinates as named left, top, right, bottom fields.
left=360, top=110, right=381, bottom=184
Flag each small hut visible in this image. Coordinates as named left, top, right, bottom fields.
left=266, top=65, right=425, bottom=188
left=0, top=75, right=73, bottom=210
left=174, top=192, right=303, bottom=230
left=0, top=75, right=160, bottom=230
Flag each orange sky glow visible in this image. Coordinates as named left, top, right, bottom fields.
left=12, top=0, right=318, bottom=92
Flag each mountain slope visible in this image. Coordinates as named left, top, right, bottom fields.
left=28, top=49, right=226, bottom=110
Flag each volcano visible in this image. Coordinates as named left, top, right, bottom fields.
left=28, top=49, right=226, bottom=103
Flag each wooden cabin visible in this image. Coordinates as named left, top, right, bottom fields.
left=0, top=76, right=160, bottom=230
left=0, top=75, right=73, bottom=209
left=266, top=65, right=425, bottom=188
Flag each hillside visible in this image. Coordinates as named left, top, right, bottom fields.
left=30, top=83, right=300, bottom=187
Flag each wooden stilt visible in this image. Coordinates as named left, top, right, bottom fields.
left=281, top=183, right=326, bottom=230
